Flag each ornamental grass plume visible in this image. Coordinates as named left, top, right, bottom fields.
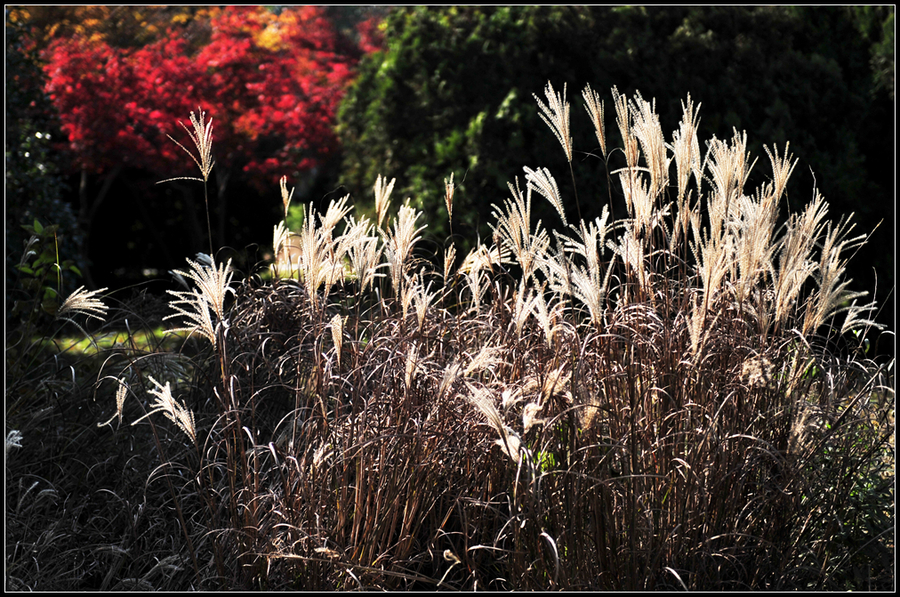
left=131, top=376, right=197, bottom=446
left=330, top=313, right=344, bottom=368
left=292, top=197, right=354, bottom=305
left=384, top=200, right=427, bottom=299
left=612, top=85, right=640, bottom=172
left=628, top=90, right=669, bottom=199
left=160, top=108, right=215, bottom=184
left=582, top=82, right=607, bottom=160
left=97, top=377, right=128, bottom=429
left=272, top=220, right=295, bottom=278
left=280, top=174, right=294, bottom=219
left=56, top=285, right=109, bottom=322
left=524, top=166, right=567, bottom=227
left=164, top=257, right=234, bottom=347
left=444, top=171, right=455, bottom=224
left=534, top=81, right=572, bottom=164
left=492, top=177, right=551, bottom=284
left=374, top=173, right=396, bottom=229
left=6, top=429, right=24, bottom=455
left=534, top=81, right=583, bottom=221
left=467, top=383, right=523, bottom=463
left=54, top=286, right=109, bottom=349
left=345, top=217, right=384, bottom=293
left=158, top=107, right=216, bottom=254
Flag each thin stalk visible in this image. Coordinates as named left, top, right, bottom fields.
left=203, top=180, right=214, bottom=257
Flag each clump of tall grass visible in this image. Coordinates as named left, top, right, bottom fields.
left=102, top=85, right=892, bottom=590
left=6, top=222, right=207, bottom=590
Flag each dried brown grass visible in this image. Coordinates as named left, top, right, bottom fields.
left=8, top=84, right=891, bottom=591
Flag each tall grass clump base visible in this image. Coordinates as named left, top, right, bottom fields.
left=5, top=217, right=208, bottom=590
left=96, top=86, right=893, bottom=590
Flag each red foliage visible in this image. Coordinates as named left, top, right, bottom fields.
left=356, top=16, right=386, bottom=55
left=41, top=6, right=374, bottom=189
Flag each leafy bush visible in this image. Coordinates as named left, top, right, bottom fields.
left=5, top=16, right=82, bottom=292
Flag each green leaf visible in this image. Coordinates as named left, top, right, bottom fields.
left=32, top=253, right=53, bottom=268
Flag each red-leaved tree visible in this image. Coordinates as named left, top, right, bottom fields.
left=40, top=6, right=380, bottom=284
